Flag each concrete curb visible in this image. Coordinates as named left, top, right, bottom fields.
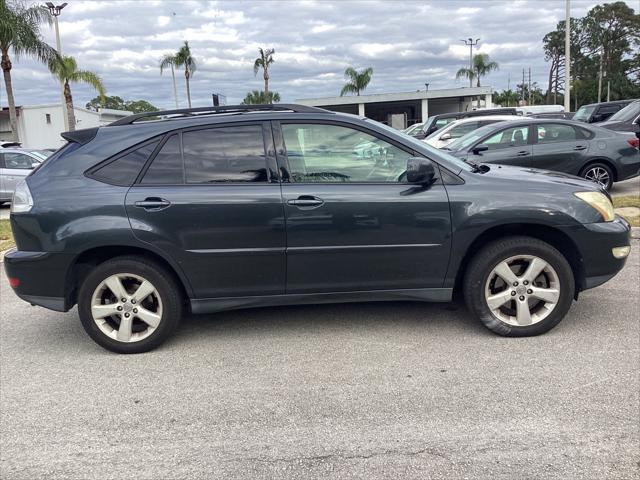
left=632, top=227, right=640, bottom=240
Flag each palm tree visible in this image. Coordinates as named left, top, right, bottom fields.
left=0, top=0, right=57, bottom=142
left=340, top=67, right=373, bottom=96
left=242, top=90, right=281, bottom=105
left=456, top=53, right=499, bottom=88
left=253, top=48, right=275, bottom=98
left=160, top=41, right=196, bottom=108
left=48, top=55, right=105, bottom=131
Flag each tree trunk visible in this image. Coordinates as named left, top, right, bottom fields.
left=264, top=68, right=269, bottom=98
left=546, top=62, right=554, bottom=104
left=1, top=49, right=19, bottom=142
left=185, top=69, right=192, bottom=108
left=64, top=80, right=76, bottom=131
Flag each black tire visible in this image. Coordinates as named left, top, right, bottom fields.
left=580, top=162, right=614, bottom=191
left=77, top=256, right=182, bottom=353
left=463, top=236, right=575, bottom=337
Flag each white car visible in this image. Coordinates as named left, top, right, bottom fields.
left=0, top=148, right=51, bottom=204
left=424, top=115, right=520, bottom=149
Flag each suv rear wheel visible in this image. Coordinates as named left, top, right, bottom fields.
left=463, top=237, right=575, bottom=336
left=77, top=256, right=182, bottom=353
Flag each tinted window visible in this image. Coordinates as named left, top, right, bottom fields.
left=183, top=126, right=267, bottom=183
left=281, top=123, right=411, bottom=183
left=141, top=135, right=183, bottom=184
left=537, top=124, right=577, bottom=143
left=3, top=152, right=36, bottom=169
left=92, top=141, right=159, bottom=186
left=482, top=126, right=529, bottom=150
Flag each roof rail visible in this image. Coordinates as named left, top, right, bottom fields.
left=108, top=103, right=331, bottom=126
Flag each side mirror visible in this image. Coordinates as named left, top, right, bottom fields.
left=31, top=162, right=40, bottom=169
left=414, top=132, right=427, bottom=140
left=440, top=133, right=452, bottom=141
left=472, top=145, right=489, bottom=155
left=406, top=157, right=436, bottom=185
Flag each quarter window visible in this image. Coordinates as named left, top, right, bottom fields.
left=482, top=126, right=529, bottom=150
left=281, top=123, right=411, bottom=183
left=141, top=135, right=183, bottom=184
left=183, top=126, right=268, bottom=183
left=536, top=124, right=578, bottom=144
left=92, top=141, right=159, bottom=186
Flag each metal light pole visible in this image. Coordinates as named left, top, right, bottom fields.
left=424, top=83, right=429, bottom=93
left=564, top=0, right=571, bottom=113
left=46, top=2, right=69, bottom=131
left=461, top=38, right=480, bottom=88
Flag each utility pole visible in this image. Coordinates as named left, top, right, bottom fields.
left=507, top=73, right=511, bottom=106
left=564, top=0, right=570, bottom=113
left=522, top=68, right=526, bottom=105
left=46, top=2, right=69, bottom=131
left=528, top=67, right=532, bottom=106
left=598, top=49, right=603, bottom=103
left=461, top=38, right=480, bottom=88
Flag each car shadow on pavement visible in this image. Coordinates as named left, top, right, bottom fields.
left=167, top=298, right=492, bottom=347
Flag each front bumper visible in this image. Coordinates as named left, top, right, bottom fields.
left=3, top=250, right=74, bottom=312
left=561, top=216, right=631, bottom=291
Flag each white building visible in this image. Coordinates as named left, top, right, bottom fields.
left=0, top=104, right=132, bottom=149
left=297, top=86, right=493, bottom=129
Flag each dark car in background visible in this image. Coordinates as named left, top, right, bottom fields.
left=445, top=118, right=639, bottom=190
left=596, top=100, right=640, bottom=133
left=573, top=100, right=636, bottom=124
left=4, top=105, right=631, bottom=353
left=415, top=107, right=518, bottom=138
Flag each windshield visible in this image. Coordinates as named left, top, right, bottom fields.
left=573, top=104, right=596, bottom=122
left=446, top=124, right=496, bottom=151
left=368, top=119, right=474, bottom=172
left=606, top=101, right=640, bottom=122
left=403, top=123, right=424, bottom=136
left=30, top=150, right=52, bottom=160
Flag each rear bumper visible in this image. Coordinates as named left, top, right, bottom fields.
left=561, top=216, right=631, bottom=291
left=3, top=250, right=74, bottom=312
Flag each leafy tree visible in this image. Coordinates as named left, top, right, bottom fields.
left=493, top=89, right=520, bottom=107
left=242, top=90, right=281, bottom=104
left=48, top=55, right=106, bottom=131
left=86, top=95, right=126, bottom=111
left=0, top=0, right=57, bottom=141
left=455, top=53, right=498, bottom=88
left=340, top=67, right=373, bottom=96
left=542, top=2, right=639, bottom=109
left=85, top=96, right=159, bottom=113
left=160, top=41, right=196, bottom=108
left=253, top=47, right=275, bottom=97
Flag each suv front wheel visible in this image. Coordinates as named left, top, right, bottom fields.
left=463, top=237, right=575, bottom=336
left=78, top=256, right=182, bottom=353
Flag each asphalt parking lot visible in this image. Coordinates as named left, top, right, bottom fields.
left=0, top=241, right=638, bottom=479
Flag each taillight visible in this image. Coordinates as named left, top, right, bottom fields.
left=10, top=179, right=33, bottom=213
left=628, top=138, right=639, bottom=149
left=8, top=277, right=20, bottom=288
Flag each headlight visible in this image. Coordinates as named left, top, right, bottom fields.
left=10, top=179, right=33, bottom=213
left=574, top=191, right=614, bottom=222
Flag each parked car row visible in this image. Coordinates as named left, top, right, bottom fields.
left=412, top=99, right=640, bottom=190
left=0, top=148, right=51, bottom=204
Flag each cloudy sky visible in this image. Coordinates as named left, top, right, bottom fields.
left=4, top=0, right=636, bottom=110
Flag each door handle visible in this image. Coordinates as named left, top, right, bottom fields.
left=516, top=151, right=530, bottom=157
left=134, top=197, right=171, bottom=211
left=573, top=145, right=587, bottom=151
left=287, top=195, right=324, bottom=208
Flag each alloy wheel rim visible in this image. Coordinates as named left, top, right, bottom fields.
left=484, top=255, right=560, bottom=327
left=584, top=167, right=610, bottom=187
left=91, top=273, right=163, bottom=343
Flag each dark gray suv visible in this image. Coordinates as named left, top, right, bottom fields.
left=4, top=105, right=632, bottom=353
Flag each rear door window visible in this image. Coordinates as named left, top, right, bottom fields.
left=182, top=125, right=268, bottom=183
left=536, top=124, right=578, bottom=144
left=482, top=126, right=529, bottom=150
left=91, top=141, right=159, bottom=186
